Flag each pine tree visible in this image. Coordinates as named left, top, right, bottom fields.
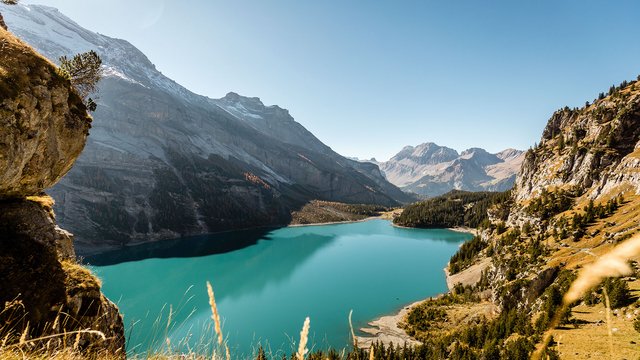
left=58, top=50, right=102, bottom=111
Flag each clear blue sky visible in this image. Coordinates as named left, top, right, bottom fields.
left=26, top=0, right=640, bottom=161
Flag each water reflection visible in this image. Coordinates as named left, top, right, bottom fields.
left=83, top=227, right=278, bottom=266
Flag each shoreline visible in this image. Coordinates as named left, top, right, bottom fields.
left=355, top=299, right=425, bottom=349
left=356, top=226, right=482, bottom=349
left=393, top=223, right=478, bottom=236
left=355, top=286, right=451, bottom=349
left=446, top=226, right=478, bottom=236
left=286, top=215, right=382, bottom=228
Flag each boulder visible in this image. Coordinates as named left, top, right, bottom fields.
left=0, top=25, right=90, bottom=199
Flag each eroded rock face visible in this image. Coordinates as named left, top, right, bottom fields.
left=509, top=83, right=640, bottom=225
left=0, top=25, right=91, bottom=199
left=0, top=200, right=125, bottom=355
left=0, top=198, right=75, bottom=257
left=0, top=26, right=124, bottom=355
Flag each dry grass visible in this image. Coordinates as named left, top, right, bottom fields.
left=26, top=194, right=56, bottom=215
left=296, top=317, right=310, bottom=360
left=348, top=309, right=357, bottom=348
left=563, top=233, right=640, bottom=305
left=206, top=282, right=223, bottom=346
left=0, top=280, right=236, bottom=360
left=534, top=232, right=640, bottom=359
left=61, top=260, right=102, bottom=294
left=549, top=287, right=640, bottom=360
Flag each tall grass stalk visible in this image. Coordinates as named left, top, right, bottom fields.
left=296, top=317, right=310, bottom=360
left=348, top=310, right=357, bottom=348
left=206, top=281, right=223, bottom=346
left=602, top=287, right=613, bottom=360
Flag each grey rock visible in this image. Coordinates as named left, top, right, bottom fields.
left=378, top=143, right=524, bottom=197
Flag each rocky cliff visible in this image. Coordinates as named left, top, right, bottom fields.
left=0, top=23, right=124, bottom=355
left=377, top=142, right=524, bottom=197
left=1, top=4, right=412, bottom=255
left=510, top=80, right=640, bottom=227
left=395, top=77, right=640, bottom=358
left=478, top=79, right=640, bottom=310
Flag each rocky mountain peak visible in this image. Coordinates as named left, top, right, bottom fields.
left=222, top=91, right=263, bottom=106
left=496, top=148, right=524, bottom=161
left=216, top=91, right=291, bottom=121
left=460, top=148, right=501, bottom=167
left=390, top=142, right=459, bottom=165
left=379, top=143, right=524, bottom=197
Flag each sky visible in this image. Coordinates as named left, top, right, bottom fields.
left=24, top=0, right=640, bottom=161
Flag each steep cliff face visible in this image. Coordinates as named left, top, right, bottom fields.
left=511, top=81, right=640, bottom=224
left=0, top=25, right=124, bottom=355
left=1, top=4, right=412, bottom=254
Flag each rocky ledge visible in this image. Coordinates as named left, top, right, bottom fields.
left=0, top=23, right=124, bottom=355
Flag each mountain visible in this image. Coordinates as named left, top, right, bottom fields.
left=378, top=142, right=524, bottom=197
left=509, top=82, right=640, bottom=228
left=394, top=78, right=640, bottom=358
left=0, top=4, right=411, bottom=254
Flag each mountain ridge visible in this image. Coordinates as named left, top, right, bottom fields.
left=1, top=3, right=411, bottom=254
left=375, top=142, right=524, bottom=197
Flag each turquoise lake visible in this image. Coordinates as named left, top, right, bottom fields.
left=89, top=219, right=470, bottom=358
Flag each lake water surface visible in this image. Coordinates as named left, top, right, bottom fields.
left=90, top=219, right=470, bottom=357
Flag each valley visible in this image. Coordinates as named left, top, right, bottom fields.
left=1, top=1, right=640, bottom=360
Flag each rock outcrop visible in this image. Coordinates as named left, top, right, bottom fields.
left=0, top=24, right=124, bottom=355
left=510, top=81, right=640, bottom=224
left=0, top=24, right=90, bottom=198
left=480, top=79, right=640, bottom=309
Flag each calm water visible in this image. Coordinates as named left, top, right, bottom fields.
left=90, top=219, right=470, bottom=357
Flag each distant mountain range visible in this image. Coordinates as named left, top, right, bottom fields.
left=1, top=4, right=411, bottom=254
left=369, top=143, right=524, bottom=197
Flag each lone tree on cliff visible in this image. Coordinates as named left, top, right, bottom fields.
left=58, top=50, right=102, bottom=111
